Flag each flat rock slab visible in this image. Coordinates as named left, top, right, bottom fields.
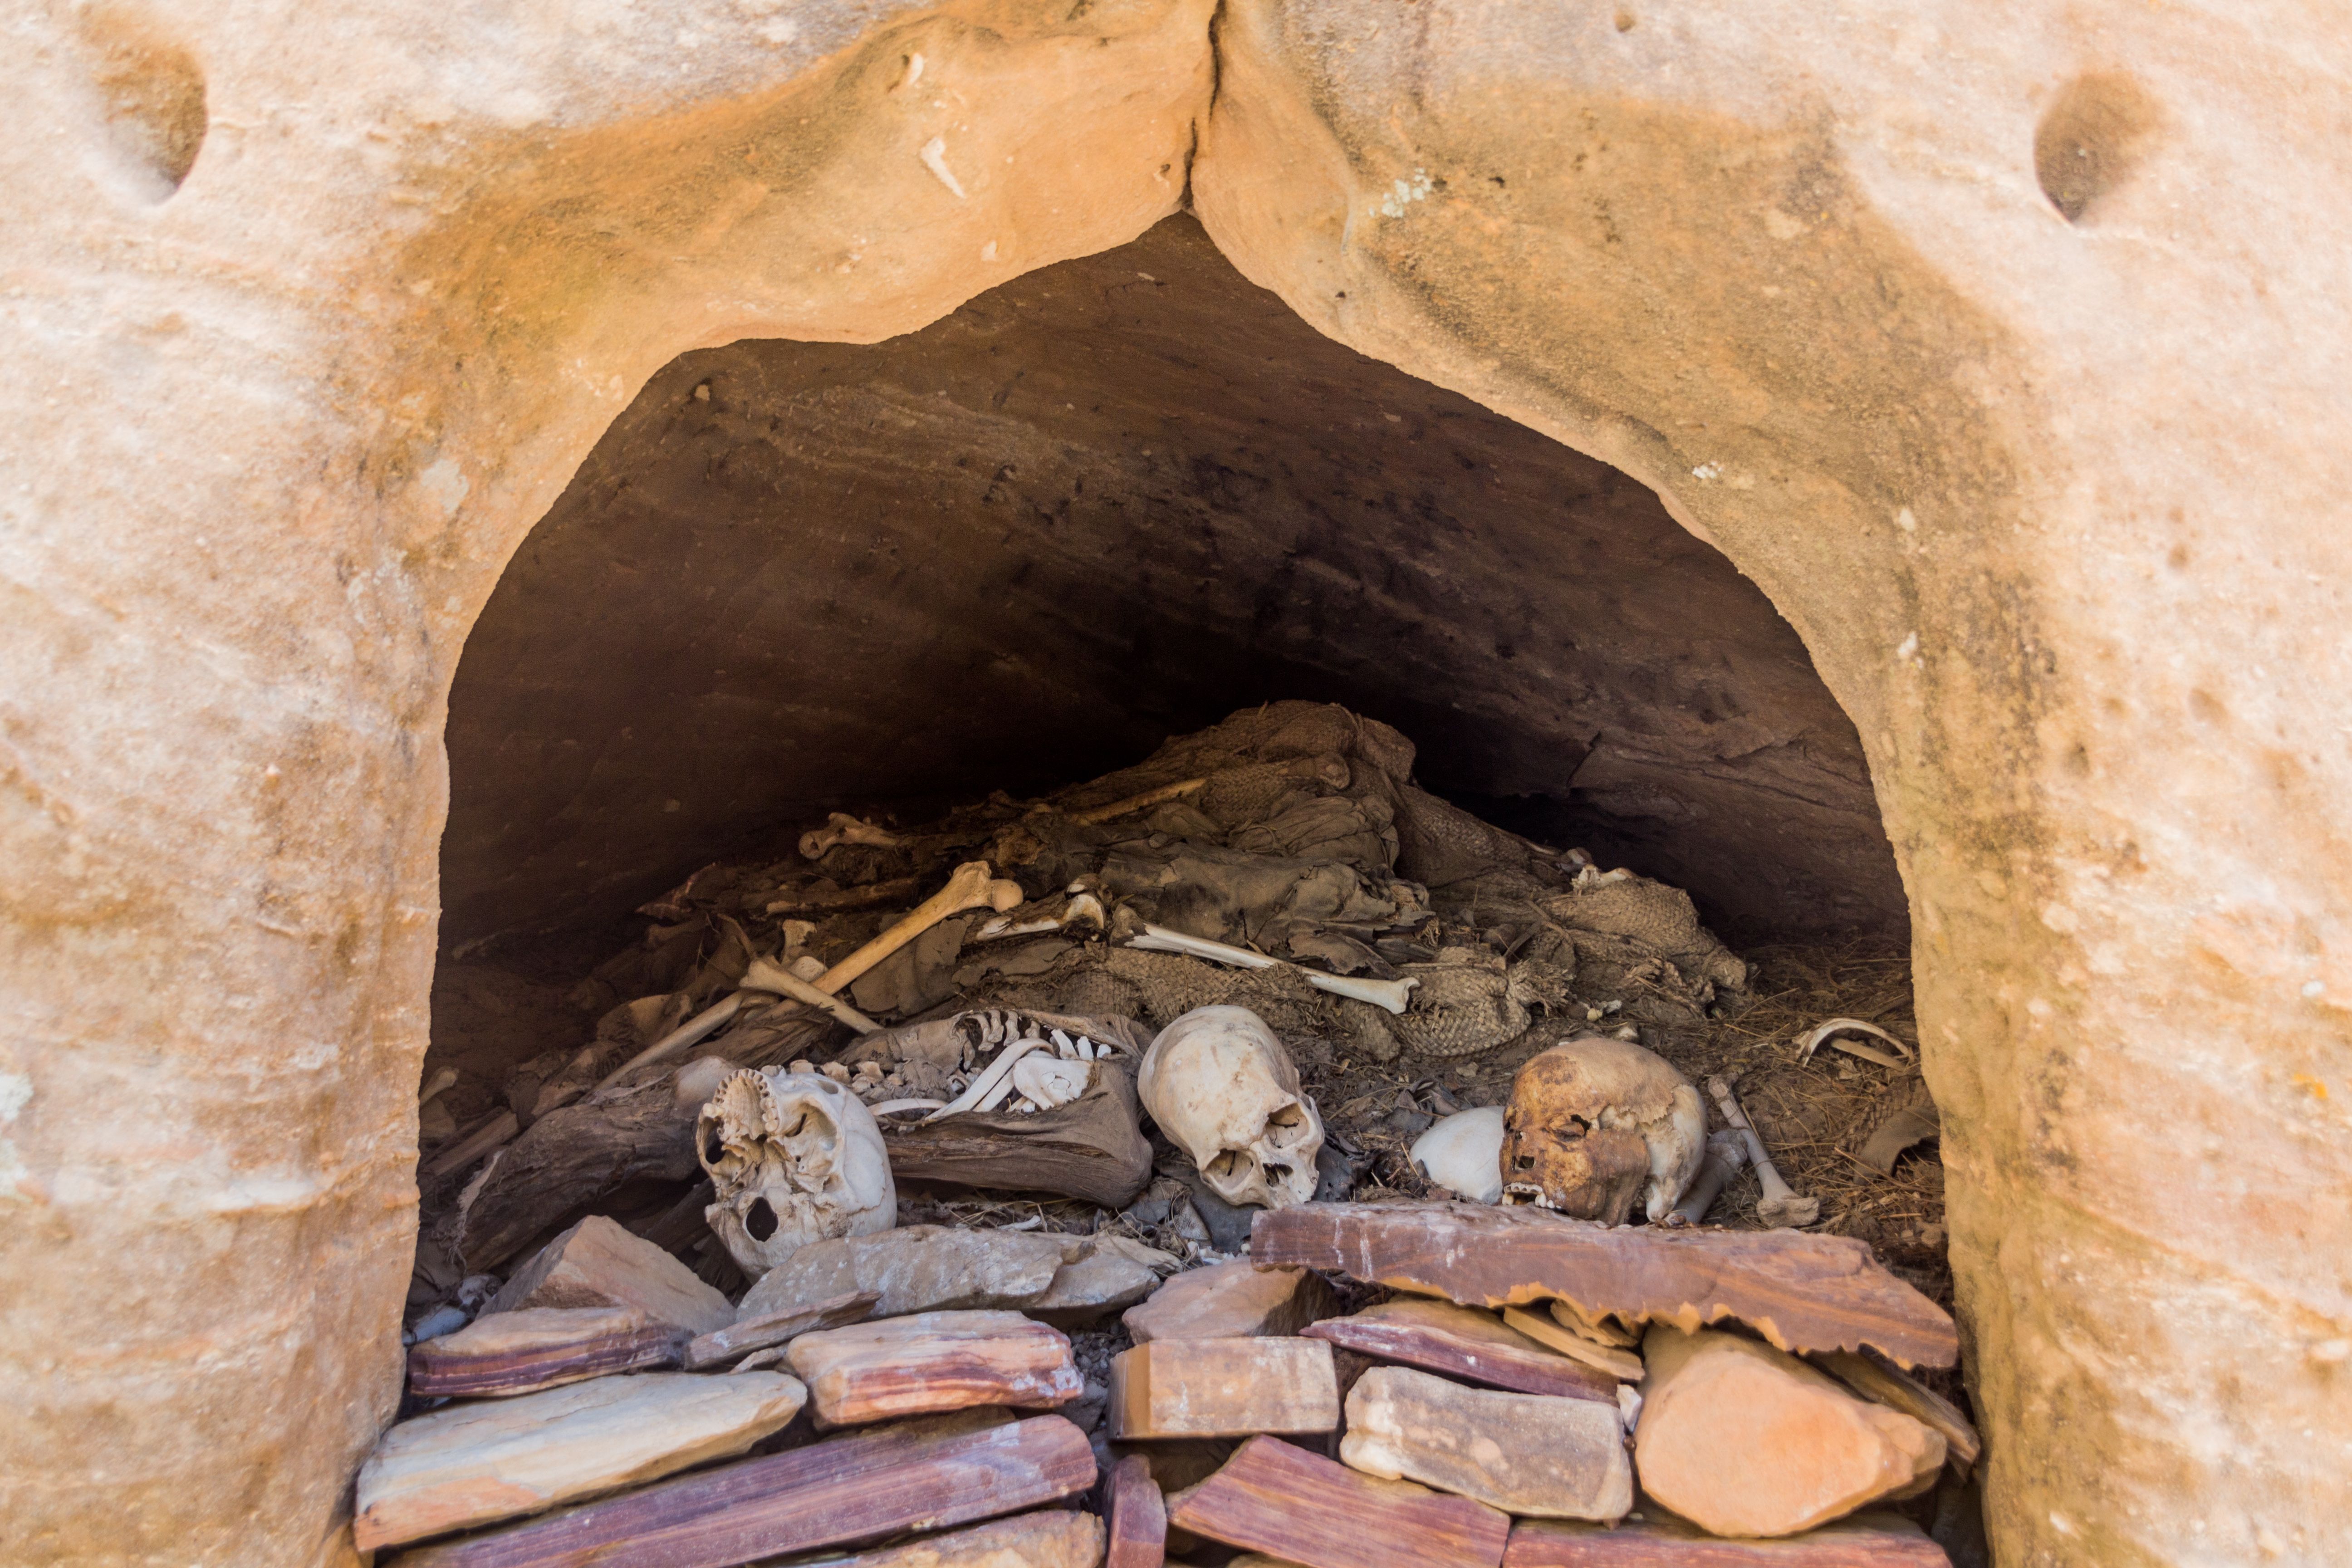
left=408, top=1307, right=686, bottom=1398
left=1124, top=1262, right=1337, bottom=1344
left=1305, top=1297, right=1617, bottom=1402
left=1502, top=1514, right=1952, bottom=1565
left=737, top=1225, right=1068, bottom=1321
left=355, top=1370, right=805, bottom=1552
left=1340, top=1366, right=1632, bottom=1521
left=682, top=1290, right=878, bottom=1371
left=1812, top=1352, right=1981, bottom=1475
left=1026, top=1245, right=1162, bottom=1327
left=1166, top=1434, right=1508, bottom=1568
left=486, top=1215, right=735, bottom=1335
left=1251, top=1202, right=1957, bottom=1369
left=1106, top=1452, right=1167, bottom=1568
left=840, top=1509, right=1107, bottom=1567
left=1500, top=1306, right=1647, bottom=1383
left=787, top=1310, right=1083, bottom=1428
left=386, top=1413, right=1097, bottom=1568
left=1635, top=1328, right=1943, bottom=1539
left=1108, top=1336, right=1338, bottom=1441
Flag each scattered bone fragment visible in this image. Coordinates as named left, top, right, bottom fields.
left=786, top=1309, right=1082, bottom=1429
left=1635, top=1327, right=1944, bottom=1539
left=697, top=1068, right=897, bottom=1276
left=1499, top=1513, right=1954, bottom=1565
left=1122, top=1260, right=1337, bottom=1343
left=1305, top=1297, right=1619, bottom=1401
left=735, top=1224, right=1070, bottom=1321
left=1410, top=1104, right=1507, bottom=1203
left=1067, top=776, right=1208, bottom=824
left=1166, top=1434, right=1509, bottom=1568
left=1107, top=1336, right=1341, bottom=1440
left=800, top=811, right=905, bottom=860
left=1500, top=1038, right=1705, bottom=1224
left=1140, top=1006, right=1325, bottom=1210
left=1496, top=1303, right=1646, bottom=1382
left=1794, top=1018, right=1916, bottom=1070
left=386, top=1412, right=1096, bottom=1568
left=353, top=1370, right=806, bottom=1552
left=486, top=1214, right=734, bottom=1334
left=841, top=1509, right=1107, bottom=1567
left=1812, top=1350, right=1982, bottom=1475
left=1106, top=1453, right=1168, bottom=1568
left=1668, top=1128, right=1752, bottom=1226
left=1129, top=923, right=1419, bottom=1012
left=681, top=1289, right=879, bottom=1371
left=407, top=1306, right=687, bottom=1398
left=1706, top=1076, right=1821, bottom=1227
left=1250, top=1201, right=1958, bottom=1369
left=1341, top=1365, right=1633, bottom=1521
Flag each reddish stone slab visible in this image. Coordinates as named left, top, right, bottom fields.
left=385, top=1414, right=1096, bottom=1568
left=408, top=1312, right=686, bottom=1399
left=1165, top=1435, right=1507, bottom=1568
left=1501, top=1515, right=1951, bottom=1566
left=681, top=1290, right=878, bottom=1371
left=1304, top=1298, right=1617, bottom=1403
left=1106, top=1453, right=1167, bottom=1568
left=1251, top=1201, right=1957, bottom=1369
left=788, top=1310, right=1082, bottom=1429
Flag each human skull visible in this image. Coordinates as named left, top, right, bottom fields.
left=1500, top=1037, right=1705, bottom=1225
left=1409, top=1104, right=1507, bottom=1204
left=1138, top=1005, right=1323, bottom=1209
left=697, top=1067, right=895, bottom=1276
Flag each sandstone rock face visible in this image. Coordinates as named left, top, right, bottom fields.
left=2, top=0, right=2347, bottom=1563
left=486, top=1215, right=734, bottom=1334
left=1340, top=1366, right=1633, bottom=1521
left=1109, top=1337, right=1341, bottom=1440
left=1633, top=1328, right=1942, bottom=1538
left=353, top=1370, right=805, bottom=1550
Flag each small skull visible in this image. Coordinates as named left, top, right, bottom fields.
left=1139, top=1005, right=1323, bottom=1210
left=1500, top=1037, right=1705, bottom=1225
left=697, top=1068, right=895, bottom=1277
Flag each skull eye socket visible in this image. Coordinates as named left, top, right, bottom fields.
left=1205, top=1150, right=1247, bottom=1181
left=1268, top=1105, right=1306, bottom=1131
left=745, top=1196, right=779, bottom=1242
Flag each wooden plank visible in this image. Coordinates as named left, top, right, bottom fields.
left=1251, top=1201, right=1957, bottom=1369
left=1502, top=1515, right=1951, bottom=1566
left=787, top=1310, right=1082, bottom=1429
left=385, top=1414, right=1097, bottom=1568
left=1304, top=1298, right=1618, bottom=1402
left=680, top=1290, right=878, bottom=1371
left=408, top=1308, right=686, bottom=1398
left=1165, top=1435, right=1507, bottom=1568
left=1107, top=1337, right=1338, bottom=1440
left=1813, top=1352, right=1982, bottom=1475
left=1105, top=1454, right=1167, bottom=1568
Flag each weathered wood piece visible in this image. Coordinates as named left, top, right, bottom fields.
left=1636, top=1328, right=1943, bottom=1539
left=1165, top=1435, right=1508, bottom=1568
left=456, top=1073, right=707, bottom=1271
left=1124, top=1261, right=1337, bottom=1344
left=1252, top=1201, right=1958, bottom=1368
left=882, top=1061, right=1153, bottom=1207
left=681, top=1290, right=878, bottom=1371
left=408, top=1306, right=686, bottom=1397
left=485, top=1215, right=735, bottom=1334
left=1108, top=1336, right=1339, bottom=1440
left=1340, top=1367, right=1632, bottom=1521
left=1501, top=1514, right=1952, bottom=1566
left=1304, top=1298, right=1617, bottom=1402
left=1500, top=1305, right=1646, bottom=1382
left=386, top=1414, right=1097, bottom=1568
left=786, top=1310, right=1083, bottom=1429
left=355, top=1371, right=805, bottom=1552
left=1813, top=1352, right=1982, bottom=1475
left=1106, top=1453, right=1168, bottom=1568
left=843, top=1509, right=1107, bottom=1567
left=736, top=1225, right=1068, bottom=1321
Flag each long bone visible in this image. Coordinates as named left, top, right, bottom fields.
left=1666, top=1127, right=1753, bottom=1226
left=592, top=992, right=747, bottom=1093
left=1127, top=923, right=1420, bottom=1014
left=799, top=812, right=904, bottom=860
left=973, top=891, right=1106, bottom=943
left=1705, top=1075, right=1820, bottom=1227
left=738, top=955, right=882, bottom=1035
left=816, top=861, right=1023, bottom=995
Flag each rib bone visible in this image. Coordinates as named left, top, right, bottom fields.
left=1795, top=1017, right=1916, bottom=1070
left=1705, top=1076, right=1819, bottom=1227
left=1128, top=923, right=1420, bottom=1014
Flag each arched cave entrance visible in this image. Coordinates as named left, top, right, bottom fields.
left=408, top=214, right=1975, bottom=1555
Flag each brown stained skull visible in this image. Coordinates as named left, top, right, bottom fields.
left=1500, top=1037, right=1708, bottom=1225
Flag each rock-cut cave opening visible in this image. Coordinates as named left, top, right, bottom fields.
left=412, top=214, right=1972, bottom=1549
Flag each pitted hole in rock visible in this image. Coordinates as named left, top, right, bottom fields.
left=74, top=6, right=207, bottom=201
left=2034, top=71, right=2159, bottom=223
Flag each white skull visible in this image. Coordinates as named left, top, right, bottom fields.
left=1409, top=1104, right=1507, bottom=1204
left=697, top=1068, right=895, bottom=1277
left=1138, top=1005, right=1323, bottom=1210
